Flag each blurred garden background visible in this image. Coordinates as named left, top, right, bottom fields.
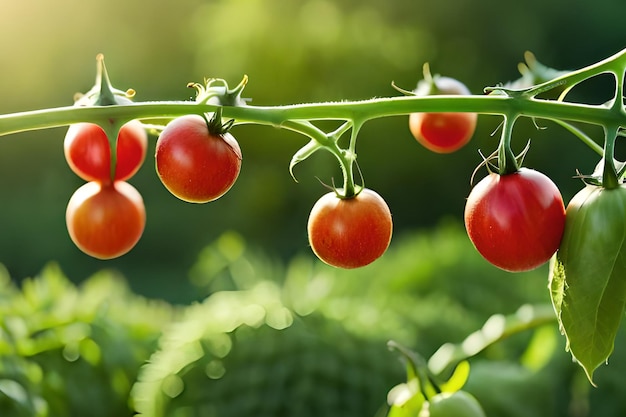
left=0, top=0, right=625, bottom=416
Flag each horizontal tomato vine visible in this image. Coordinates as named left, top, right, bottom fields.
left=0, top=92, right=622, bottom=138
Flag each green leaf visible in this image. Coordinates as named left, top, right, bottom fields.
left=549, top=185, right=626, bottom=383
left=550, top=253, right=626, bottom=383
left=439, top=361, right=470, bottom=393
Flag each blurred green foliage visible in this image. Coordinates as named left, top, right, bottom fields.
left=0, top=0, right=624, bottom=290
left=0, top=263, right=173, bottom=417
left=2, top=225, right=626, bottom=416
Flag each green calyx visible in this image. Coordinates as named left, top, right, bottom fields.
left=189, top=75, right=249, bottom=107
left=476, top=114, right=526, bottom=177
left=392, top=62, right=470, bottom=97
left=578, top=126, right=625, bottom=189
left=415, top=63, right=471, bottom=96
left=201, top=107, right=235, bottom=136
left=74, top=54, right=136, bottom=107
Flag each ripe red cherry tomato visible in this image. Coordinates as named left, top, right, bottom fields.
left=64, top=120, right=148, bottom=183
left=409, top=76, right=477, bottom=153
left=464, top=168, right=566, bottom=272
left=155, top=115, right=242, bottom=203
left=307, top=189, right=393, bottom=269
left=66, top=181, right=146, bottom=259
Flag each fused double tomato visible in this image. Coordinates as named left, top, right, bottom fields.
left=64, top=121, right=148, bottom=259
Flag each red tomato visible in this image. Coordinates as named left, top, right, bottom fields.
left=66, top=181, right=146, bottom=259
left=464, top=168, right=566, bottom=272
left=155, top=115, right=242, bottom=203
left=409, top=76, right=476, bottom=153
left=307, top=189, right=393, bottom=269
left=64, top=120, right=148, bottom=183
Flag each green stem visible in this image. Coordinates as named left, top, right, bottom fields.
left=602, top=124, right=621, bottom=189
left=341, top=120, right=364, bottom=198
left=600, top=66, right=626, bottom=188
left=102, top=122, right=121, bottom=182
left=550, top=119, right=604, bottom=156
left=497, top=114, right=520, bottom=175
left=497, top=47, right=626, bottom=100
left=0, top=96, right=623, bottom=136
left=280, top=119, right=362, bottom=198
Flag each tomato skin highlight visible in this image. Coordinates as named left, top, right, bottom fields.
left=155, top=115, right=242, bottom=203
left=64, top=120, right=148, bottom=182
left=409, top=76, right=477, bottom=153
left=66, top=181, right=146, bottom=260
left=307, top=189, right=393, bottom=269
left=464, top=168, right=566, bottom=272
left=409, top=111, right=477, bottom=153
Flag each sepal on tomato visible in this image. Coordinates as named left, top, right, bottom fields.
left=74, top=54, right=136, bottom=107
left=391, top=63, right=471, bottom=97
left=202, top=107, right=235, bottom=136
left=415, top=63, right=472, bottom=97
left=188, top=75, right=249, bottom=107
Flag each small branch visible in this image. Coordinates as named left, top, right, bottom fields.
left=427, top=304, right=556, bottom=379
left=550, top=119, right=604, bottom=156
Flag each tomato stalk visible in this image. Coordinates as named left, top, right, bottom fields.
left=601, top=124, right=622, bottom=189
left=597, top=51, right=626, bottom=188
left=286, top=119, right=361, bottom=198
left=549, top=119, right=604, bottom=156
left=341, top=120, right=364, bottom=198
left=496, top=114, right=520, bottom=175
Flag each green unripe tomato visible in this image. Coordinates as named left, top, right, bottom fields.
left=419, top=391, right=486, bottom=417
